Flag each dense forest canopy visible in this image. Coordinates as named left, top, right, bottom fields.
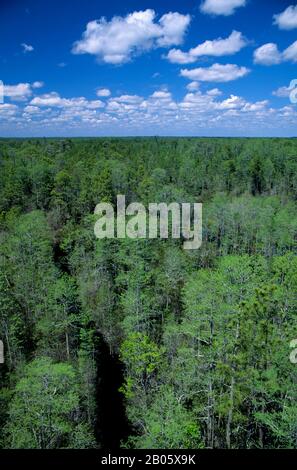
left=0, top=137, right=296, bottom=449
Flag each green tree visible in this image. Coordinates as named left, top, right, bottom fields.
left=6, top=358, right=81, bottom=449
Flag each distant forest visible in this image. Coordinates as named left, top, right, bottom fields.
left=0, top=138, right=296, bottom=449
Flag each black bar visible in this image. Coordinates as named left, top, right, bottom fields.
left=0, top=449, right=295, bottom=468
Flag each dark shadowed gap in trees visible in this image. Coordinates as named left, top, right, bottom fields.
left=53, top=243, right=71, bottom=274
left=94, top=332, right=131, bottom=449
left=52, top=242, right=130, bottom=447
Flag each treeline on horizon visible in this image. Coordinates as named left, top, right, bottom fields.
left=0, top=137, right=296, bottom=449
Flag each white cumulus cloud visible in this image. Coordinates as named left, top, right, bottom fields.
left=218, top=94, right=246, bottom=109
left=272, top=86, right=292, bottom=98
left=96, top=88, right=111, bottom=97
left=283, top=40, right=297, bottom=63
left=0, top=103, right=18, bottom=117
left=32, top=81, right=44, bottom=89
left=186, top=81, right=200, bottom=91
left=72, top=9, right=191, bottom=64
left=254, top=43, right=282, bottom=65
left=274, top=5, right=297, bottom=30
left=150, top=90, right=172, bottom=99
left=4, top=83, right=33, bottom=101
left=166, top=30, right=247, bottom=64
left=200, top=0, right=246, bottom=16
left=254, top=41, right=297, bottom=65
left=21, top=43, right=34, bottom=53
left=3, top=82, right=44, bottom=101
left=180, top=63, right=250, bottom=82
left=113, top=94, right=143, bottom=104
left=24, top=105, right=43, bottom=114
left=207, top=88, right=223, bottom=96
left=30, top=92, right=105, bottom=109
left=2, top=85, right=293, bottom=135
left=167, top=49, right=197, bottom=64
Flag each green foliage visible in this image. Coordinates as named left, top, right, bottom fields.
left=130, top=387, right=203, bottom=449
left=0, top=138, right=296, bottom=449
left=120, top=332, right=163, bottom=398
left=5, top=358, right=80, bottom=448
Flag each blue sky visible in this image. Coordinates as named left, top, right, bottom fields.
left=0, top=0, right=297, bottom=136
